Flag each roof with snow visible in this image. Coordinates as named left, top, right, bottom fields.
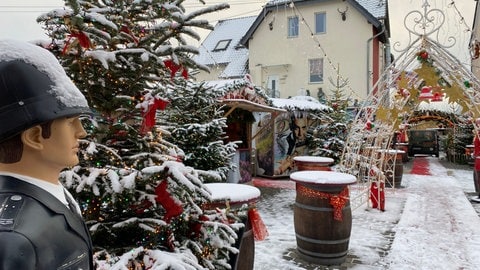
left=417, top=99, right=463, bottom=114
left=271, top=96, right=332, bottom=112
left=205, top=79, right=330, bottom=112
left=194, top=16, right=256, bottom=79
left=266, top=0, right=387, bottom=19
left=205, top=78, right=286, bottom=113
left=241, top=0, right=388, bottom=46
left=355, top=0, right=387, bottom=19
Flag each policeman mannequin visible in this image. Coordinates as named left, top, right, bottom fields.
left=0, top=40, right=94, bottom=269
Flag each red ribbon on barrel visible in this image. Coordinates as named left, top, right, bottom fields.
left=297, top=184, right=349, bottom=221
left=248, top=208, right=268, bottom=241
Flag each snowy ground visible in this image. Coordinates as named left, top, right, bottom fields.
left=251, top=156, right=480, bottom=270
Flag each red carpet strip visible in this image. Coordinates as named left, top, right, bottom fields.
left=252, top=178, right=295, bottom=189
left=410, top=157, right=431, bottom=175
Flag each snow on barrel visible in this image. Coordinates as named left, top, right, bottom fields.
left=294, top=156, right=334, bottom=171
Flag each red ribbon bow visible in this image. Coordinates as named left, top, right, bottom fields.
left=140, top=97, right=169, bottom=134
left=297, top=184, right=350, bottom=221
left=163, top=59, right=188, bottom=79
left=155, top=180, right=183, bottom=223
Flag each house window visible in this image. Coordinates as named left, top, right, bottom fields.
left=213, top=39, right=231, bottom=51
left=267, top=75, right=280, bottom=97
left=315, top=12, right=326, bottom=34
left=288, top=16, right=299, bottom=37
left=309, top=58, right=323, bottom=83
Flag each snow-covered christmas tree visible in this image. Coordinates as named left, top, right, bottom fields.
left=308, top=67, right=349, bottom=162
left=37, top=0, right=248, bottom=269
left=159, top=80, right=238, bottom=183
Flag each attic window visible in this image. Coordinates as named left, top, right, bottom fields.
left=213, top=39, right=232, bottom=51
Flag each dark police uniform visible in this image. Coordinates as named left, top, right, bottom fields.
left=0, top=176, right=94, bottom=269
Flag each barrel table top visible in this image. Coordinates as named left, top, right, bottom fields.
left=205, top=183, right=261, bottom=204
left=375, top=149, right=405, bottom=154
left=290, top=171, right=357, bottom=186
left=293, top=156, right=334, bottom=164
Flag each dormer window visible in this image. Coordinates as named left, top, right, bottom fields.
left=213, top=39, right=232, bottom=51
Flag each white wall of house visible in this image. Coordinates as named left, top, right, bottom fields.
left=247, top=1, right=384, bottom=104
left=194, top=64, right=227, bottom=82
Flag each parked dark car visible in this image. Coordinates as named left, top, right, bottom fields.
left=407, top=129, right=439, bottom=157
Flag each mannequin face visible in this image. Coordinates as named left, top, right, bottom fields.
left=40, top=116, right=87, bottom=171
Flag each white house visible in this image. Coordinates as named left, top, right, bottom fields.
left=240, top=0, right=389, bottom=103
left=194, top=0, right=390, bottom=106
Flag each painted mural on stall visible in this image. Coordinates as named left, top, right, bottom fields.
left=255, top=111, right=315, bottom=177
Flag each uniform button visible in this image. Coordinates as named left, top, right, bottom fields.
left=10, top=195, right=22, bottom=201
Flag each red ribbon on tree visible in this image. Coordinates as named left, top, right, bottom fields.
left=190, top=215, right=210, bottom=238
left=163, top=59, right=188, bottom=79
left=140, top=97, right=169, bottom=134
left=62, top=30, right=91, bottom=54
left=155, top=180, right=183, bottom=223
left=297, top=184, right=350, bottom=221
left=120, top=25, right=139, bottom=44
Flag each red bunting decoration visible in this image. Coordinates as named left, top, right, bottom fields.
left=163, top=59, right=188, bottom=79
left=396, top=88, right=410, bottom=98
left=62, top=30, right=91, bottom=54
left=430, top=92, right=443, bottom=102
left=120, top=25, right=139, bottom=44
left=190, top=215, right=210, bottom=238
left=417, top=50, right=428, bottom=60
left=155, top=180, right=183, bottom=223
left=419, top=86, right=433, bottom=100
left=140, top=97, right=169, bottom=134
left=248, top=208, right=269, bottom=241
left=365, top=120, right=374, bottom=131
left=297, top=185, right=350, bottom=221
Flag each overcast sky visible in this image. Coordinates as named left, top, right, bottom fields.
left=0, top=0, right=476, bottom=65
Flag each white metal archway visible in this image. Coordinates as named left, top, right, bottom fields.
left=337, top=0, right=480, bottom=210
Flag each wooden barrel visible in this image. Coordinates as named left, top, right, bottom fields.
left=294, top=156, right=334, bottom=171
left=394, top=143, right=409, bottom=162
left=204, top=183, right=261, bottom=270
left=290, top=171, right=356, bottom=265
left=387, top=150, right=403, bottom=188
left=466, top=144, right=475, bottom=156
left=231, top=215, right=254, bottom=270
left=378, top=150, right=403, bottom=188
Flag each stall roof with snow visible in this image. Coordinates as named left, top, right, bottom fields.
left=271, top=96, right=332, bottom=112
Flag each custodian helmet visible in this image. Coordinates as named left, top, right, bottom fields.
left=0, top=40, right=92, bottom=142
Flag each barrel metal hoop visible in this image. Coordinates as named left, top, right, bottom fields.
left=295, top=202, right=350, bottom=212
left=297, top=246, right=348, bottom=258
left=295, top=233, right=350, bottom=244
